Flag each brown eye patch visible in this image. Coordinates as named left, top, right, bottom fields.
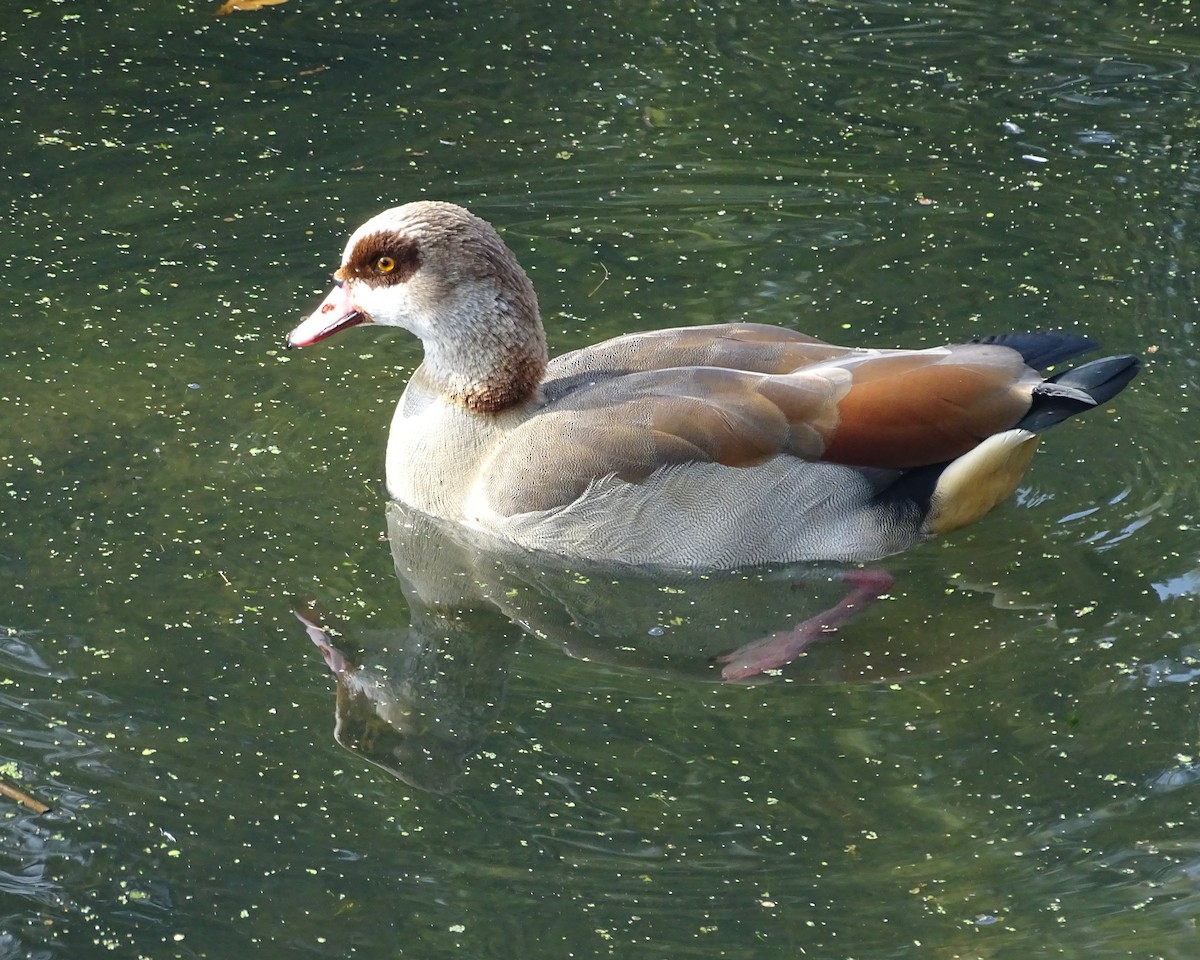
left=340, top=231, right=422, bottom=286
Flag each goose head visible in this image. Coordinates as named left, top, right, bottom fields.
left=287, top=201, right=548, bottom=412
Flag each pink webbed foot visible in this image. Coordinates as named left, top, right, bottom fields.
left=717, top=569, right=895, bottom=681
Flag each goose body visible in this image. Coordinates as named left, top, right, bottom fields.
left=287, top=201, right=1137, bottom=569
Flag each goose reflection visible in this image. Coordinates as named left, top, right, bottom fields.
left=296, top=501, right=899, bottom=792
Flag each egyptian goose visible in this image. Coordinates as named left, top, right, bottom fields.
left=287, top=201, right=1138, bottom=569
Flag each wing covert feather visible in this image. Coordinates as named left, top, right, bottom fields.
left=484, top=365, right=847, bottom=515
left=483, top=339, right=1042, bottom=515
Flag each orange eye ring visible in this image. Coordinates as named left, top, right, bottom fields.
left=376, top=256, right=396, bottom=273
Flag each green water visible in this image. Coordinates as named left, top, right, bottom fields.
left=1, top=1, right=1196, bottom=956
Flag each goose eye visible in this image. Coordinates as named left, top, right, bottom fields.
left=375, top=256, right=396, bottom=274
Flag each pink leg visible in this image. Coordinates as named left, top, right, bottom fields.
left=292, top=601, right=357, bottom=678
left=717, top=569, right=895, bottom=681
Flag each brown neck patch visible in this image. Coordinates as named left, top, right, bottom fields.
left=451, top=350, right=545, bottom=414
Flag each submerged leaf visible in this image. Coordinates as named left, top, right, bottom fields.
left=215, top=0, right=288, bottom=15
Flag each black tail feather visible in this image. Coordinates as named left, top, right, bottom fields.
left=1017, top=354, right=1140, bottom=433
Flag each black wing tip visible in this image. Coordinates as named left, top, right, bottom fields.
left=971, top=331, right=1098, bottom=371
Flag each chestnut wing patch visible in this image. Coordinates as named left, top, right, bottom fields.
left=817, top=345, right=1040, bottom=468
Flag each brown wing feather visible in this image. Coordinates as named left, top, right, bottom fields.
left=818, top=345, right=1041, bottom=468
left=486, top=340, right=1042, bottom=515
left=487, top=365, right=846, bottom=515
left=545, top=322, right=854, bottom=380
